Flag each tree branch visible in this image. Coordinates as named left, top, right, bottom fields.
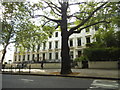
left=68, top=11, right=89, bottom=19
left=44, top=1, right=61, bottom=14
left=55, top=23, right=60, bottom=29
left=69, top=2, right=100, bottom=7
left=68, top=11, right=89, bottom=20
left=46, top=2, right=61, bottom=16
left=69, top=2, right=108, bottom=33
left=42, top=21, right=51, bottom=27
left=69, top=2, right=86, bottom=6
left=49, top=1, right=61, bottom=12
left=68, top=15, right=82, bottom=20
left=70, top=21, right=110, bottom=34
left=9, top=40, right=16, bottom=44
left=34, top=15, right=61, bottom=23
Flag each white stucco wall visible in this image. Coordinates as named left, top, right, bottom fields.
left=13, top=28, right=96, bottom=63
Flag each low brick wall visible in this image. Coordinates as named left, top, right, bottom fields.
left=88, top=61, right=118, bottom=69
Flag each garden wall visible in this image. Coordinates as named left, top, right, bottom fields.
left=27, top=63, right=61, bottom=69
left=88, top=61, right=118, bottom=69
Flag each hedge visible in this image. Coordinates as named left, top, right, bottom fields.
left=83, top=48, right=120, bottom=61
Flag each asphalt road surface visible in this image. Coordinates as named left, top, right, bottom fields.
left=2, top=74, right=119, bottom=89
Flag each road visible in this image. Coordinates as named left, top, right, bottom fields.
left=2, top=74, right=119, bottom=89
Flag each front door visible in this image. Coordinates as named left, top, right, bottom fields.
left=82, top=61, right=88, bottom=69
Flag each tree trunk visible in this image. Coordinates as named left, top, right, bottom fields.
left=1, top=44, right=8, bottom=64
left=60, top=34, right=72, bottom=74
left=60, top=2, right=72, bottom=74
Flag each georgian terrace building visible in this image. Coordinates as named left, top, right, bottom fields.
left=13, top=28, right=96, bottom=63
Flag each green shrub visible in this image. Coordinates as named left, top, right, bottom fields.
left=83, top=48, right=120, bottom=61
left=74, top=55, right=88, bottom=62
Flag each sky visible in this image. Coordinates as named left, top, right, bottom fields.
left=0, top=44, right=15, bottom=63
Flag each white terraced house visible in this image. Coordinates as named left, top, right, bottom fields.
left=13, top=28, right=96, bottom=63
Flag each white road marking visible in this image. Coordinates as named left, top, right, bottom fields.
left=20, top=79, right=34, bottom=82
left=88, top=80, right=119, bottom=89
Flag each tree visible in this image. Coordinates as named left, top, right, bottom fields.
left=0, top=2, right=20, bottom=63
left=88, top=30, right=120, bottom=48
left=30, top=0, right=119, bottom=74
left=0, top=2, right=39, bottom=63
left=1, top=2, right=55, bottom=63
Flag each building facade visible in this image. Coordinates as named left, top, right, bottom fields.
left=13, top=28, right=96, bottom=63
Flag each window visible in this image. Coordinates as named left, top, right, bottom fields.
left=55, top=41, right=58, bottom=48
left=37, top=54, right=39, bottom=61
left=55, top=52, right=59, bottom=59
left=43, top=42, right=46, bottom=50
left=86, top=37, right=90, bottom=44
left=28, top=55, right=30, bottom=61
left=49, top=32, right=53, bottom=38
left=14, top=56, right=17, bottom=61
left=23, top=55, right=25, bottom=61
left=77, top=38, right=81, bottom=46
left=37, top=44, right=40, bottom=51
left=55, top=32, right=58, bottom=37
left=49, top=42, right=52, bottom=49
left=32, top=54, right=35, bottom=60
left=70, top=39, right=73, bottom=47
left=78, top=51, right=81, bottom=57
left=19, top=55, right=21, bottom=61
left=49, top=53, right=52, bottom=60
left=43, top=53, right=45, bottom=60
left=49, top=35, right=52, bottom=38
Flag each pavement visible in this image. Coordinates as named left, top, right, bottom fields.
left=1, top=68, right=120, bottom=80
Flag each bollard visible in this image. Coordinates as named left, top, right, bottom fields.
left=2, top=65, right=4, bottom=72
left=19, top=66, right=20, bottom=74
left=118, top=61, right=120, bottom=69
left=11, top=65, right=13, bottom=74
left=29, top=65, right=31, bottom=73
left=2, top=64, right=5, bottom=72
